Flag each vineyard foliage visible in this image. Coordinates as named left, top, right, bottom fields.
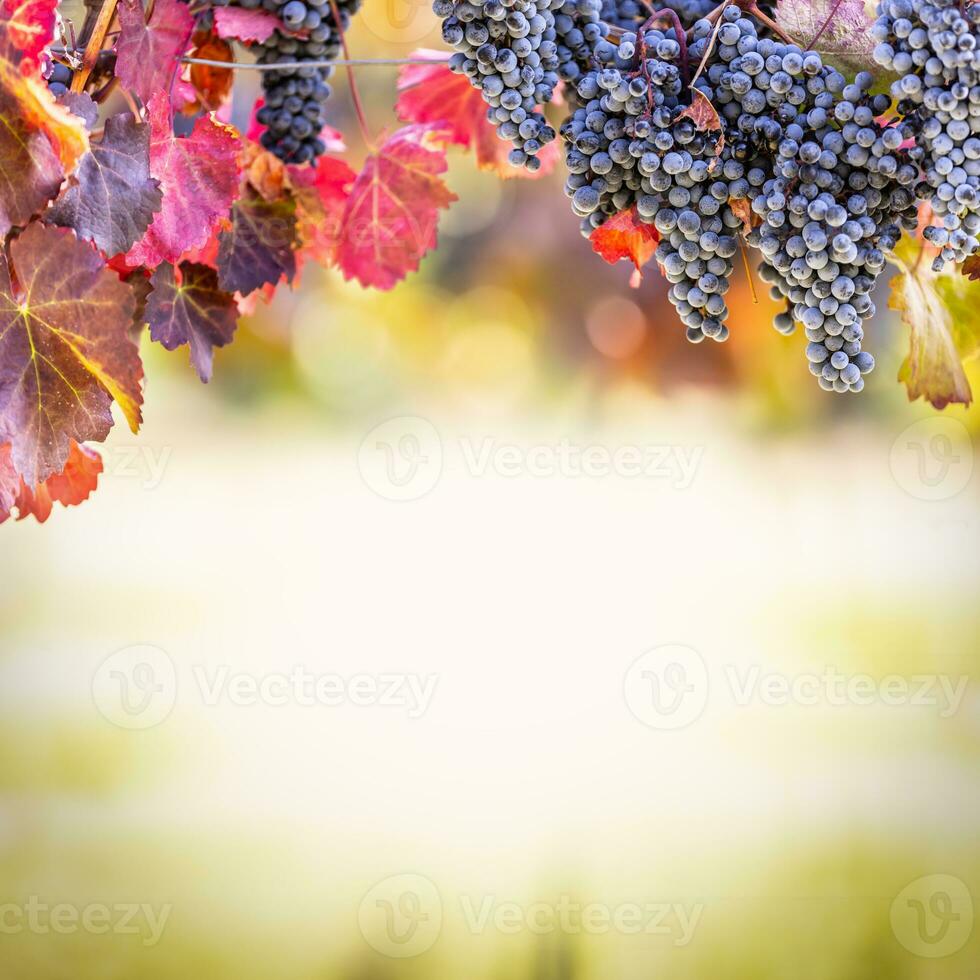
left=0, top=0, right=978, bottom=522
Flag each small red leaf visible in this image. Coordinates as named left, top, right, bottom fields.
left=396, top=51, right=557, bottom=179
left=126, top=92, right=242, bottom=269
left=0, top=439, right=102, bottom=523
left=213, top=7, right=284, bottom=44
left=962, top=255, right=980, bottom=281
left=336, top=124, right=457, bottom=290
left=590, top=208, right=660, bottom=285
left=115, top=0, right=194, bottom=104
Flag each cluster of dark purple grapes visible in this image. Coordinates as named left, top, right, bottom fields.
left=433, top=0, right=568, bottom=170
left=555, top=0, right=930, bottom=393
left=873, top=0, right=980, bottom=270
left=219, top=0, right=363, bottom=163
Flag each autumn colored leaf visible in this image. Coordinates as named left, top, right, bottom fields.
left=0, top=440, right=102, bottom=523
left=396, top=51, right=558, bottom=179
left=336, top=124, right=457, bottom=290
left=0, top=59, right=89, bottom=236
left=776, top=0, right=875, bottom=76
left=728, top=198, right=757, bottom=237
left=115, top=0, right=195, bottom=104
left=677, top=89, right=724, bottom=157
left=290, top=154, right=357, bottom=265
left=961, top=255, right=980, bottom=281
left=888, top=234, right=980, bottom=409
left=47, top=112, right=162, bottom=257
left=590, top=208, right=660, bottom=287
left=187, top=32, right=234, bottom=112
left=0, top=223, right=142, bottom=485
left=213, top=6, right=284, bottom=44
left=0, top=0, right=57, bottom=67
left=127, top=92, right=242, bottom=269
left=146, top=262, right=238, bottom=382
left=217, top=195, right=298, bottom=295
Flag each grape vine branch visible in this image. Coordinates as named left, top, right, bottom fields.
left=0, top=0, right=978, bottom=525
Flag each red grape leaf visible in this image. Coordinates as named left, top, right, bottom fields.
left=0, top=0, right=57, bottom=67
left=290, top=154, right=357, bottom=265
left=115, top=0, right=194, bottom=104
left=0, top=223, right=143, bottom=485
left=217, top=194, right=298, bottom=295
left=126, top=92, right=242, bottom=269
left=591, top=208, right=660, bottom=287
left=396, top=51, right=558, bottom=179
left=0, top=439, right=102, bottom=523
left=213, top=7, right=284, bottom=44
left=46, top=112, right=162, bottom=257
left=336, top=123, right=457, bottom=290
left=187, top=32, right=234, bottom=112
left=0, top=59, right=89, bottom=237
left=146, top=262, right=237, bottom=382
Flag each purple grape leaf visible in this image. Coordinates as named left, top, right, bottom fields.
left=0, top=223, right=143, bottom=486
left=47, top=113, right=162, bottom=257
left=217, top=195, right=297, bottom=296
left=146, top=262, right=238, bottom=383
left=57, top=91, right=99, bottom=129
left=775, top=0, right=875, bottom=74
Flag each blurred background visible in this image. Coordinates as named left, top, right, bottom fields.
left=1, top=1, right=979, bottom=976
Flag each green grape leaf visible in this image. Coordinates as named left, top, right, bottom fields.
left=888, top=235, right=980, bottom=409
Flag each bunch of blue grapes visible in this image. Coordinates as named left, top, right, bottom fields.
left=434, top=0, right=564, bottom=170
left=873, top=0, right=980, bottom=269
left=734, top=57, right=918, bottom=392
left=242, top=0, right=363, bottom=163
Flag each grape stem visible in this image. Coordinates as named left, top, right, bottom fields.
left=178, top=56, right=450, bottom=70
left=327, top=0, right=374, bottom=151
left=70, top=0, right=117, bottom=94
